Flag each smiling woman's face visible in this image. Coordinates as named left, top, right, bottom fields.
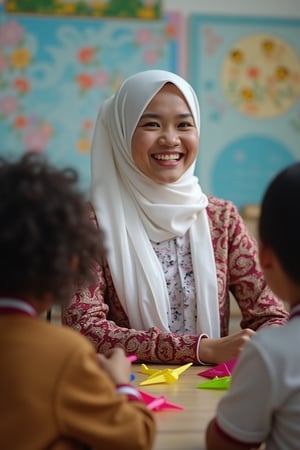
left=131, top=83, right=199, bottom=184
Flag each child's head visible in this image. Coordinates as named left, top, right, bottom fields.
left=0, top=153, right=105, bottom=306
left=259, top=162, right=300, bottom=293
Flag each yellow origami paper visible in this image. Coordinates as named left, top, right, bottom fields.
left=139, top=362, right=193, bottom=386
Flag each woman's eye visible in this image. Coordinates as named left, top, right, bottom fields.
left=178, top=121, right=192, bottom=128
left=143, top=121, right=160, bottom=128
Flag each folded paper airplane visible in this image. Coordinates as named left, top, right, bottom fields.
left=138, top=389, right=184, bottom=411
left=139, top=362, right=193, bottom=386
left=197, top=375, right=231, bottom=390
left=197, top=358, right=237, bottom=379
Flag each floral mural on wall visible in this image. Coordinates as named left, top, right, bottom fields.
left=0, top=7, right=181, bottom=191
left=0, top=20, right=54, bottom=153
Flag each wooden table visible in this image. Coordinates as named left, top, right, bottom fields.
left=132, top=364, right=226, bottom=450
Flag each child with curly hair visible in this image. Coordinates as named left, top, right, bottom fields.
left=0, top=153, right=155, bottom=450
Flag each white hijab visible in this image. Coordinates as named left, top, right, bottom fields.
left=90, top=69, right=220, bottom=337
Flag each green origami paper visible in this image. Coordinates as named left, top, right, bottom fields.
left=197, top=376, right=231, bottom=390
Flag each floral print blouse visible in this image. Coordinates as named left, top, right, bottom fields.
left=62, top=196, right=289, bottom=364
left=151, top=236, right=197, bottom=335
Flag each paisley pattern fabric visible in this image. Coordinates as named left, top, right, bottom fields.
left=62, top=196, right=289, bottom=364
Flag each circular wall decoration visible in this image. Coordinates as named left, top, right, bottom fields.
left=221, top=33, right=300, bottom=118
left=211, top=134, right=295, bottom=209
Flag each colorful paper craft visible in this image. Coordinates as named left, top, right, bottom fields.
left=138, top=389, right=184, bottom=411
left=197, top=358, right=237, bottom=379
left=197, top=376, right=231, bottom=390
left=139, top=362, right=193, bottom=386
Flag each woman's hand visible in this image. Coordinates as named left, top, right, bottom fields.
left=199, top=329, right=256, bottom=364
left=97, top=347, right=132, bottom=385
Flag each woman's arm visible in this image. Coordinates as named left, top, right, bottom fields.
left=207, top=196, right=288, bottom=334
left=62, top=263, right=200, bottom=364
left=63, top=276, right=259, bottom=364
left=195, top=197, right=289, bottom=364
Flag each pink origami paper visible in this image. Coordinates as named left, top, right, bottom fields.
left=138, top=389, right=184, bottom=411
left=197, top=358, right=237, bottom=379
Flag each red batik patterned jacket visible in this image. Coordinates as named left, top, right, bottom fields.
left=62, top=196, right=288, bottom=364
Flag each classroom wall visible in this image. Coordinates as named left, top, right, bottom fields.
left=0, top=3, right=180, bottom=191
left=163, top=0, right=300, bottom=17
left=163, top=0, right=300, bottom=77
left=162, top=0, right=300, bottom=208
left=1, top=0, right=300, bottom=210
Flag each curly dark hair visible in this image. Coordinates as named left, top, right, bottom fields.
left=0, top=153, right=106, bottom=305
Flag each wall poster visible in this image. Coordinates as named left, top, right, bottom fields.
left=0, top=5, right=182, bottom=192
left=189, top=14, right=300, bottom=209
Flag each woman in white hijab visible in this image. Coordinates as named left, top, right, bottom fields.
left=63, top=70, right=288, bottom=365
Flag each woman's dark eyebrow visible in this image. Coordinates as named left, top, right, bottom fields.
left=140, top=113, right=159, bottom=120
left=140, top=112, right=193, bottom=120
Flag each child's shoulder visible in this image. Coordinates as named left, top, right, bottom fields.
left=251, top=322, right=297, bottom=362
left=39, top=319, right=95, bottom=354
